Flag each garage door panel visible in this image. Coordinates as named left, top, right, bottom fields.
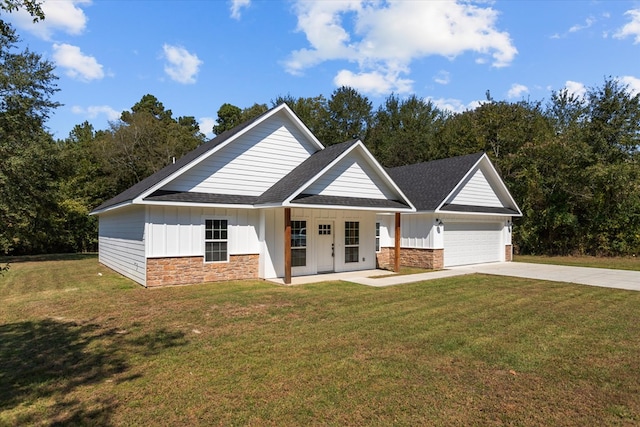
left=444, top=223, right=502, bottom=267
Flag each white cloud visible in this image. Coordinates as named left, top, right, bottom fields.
left=11, top=0, right=90, bottom=40
left=434, top=70, right=451, bottom=85
left=230, top=0, right=251, bottom=20
left=565, top=80, right=587, bottom=98
left=284, top=1, right=516, bottom=95
left=71, top=105, right=120, bottom=121
left=162, top=44, right=203, bottom=84
left=198, top=117, right=217, bottom=138
left=428, top=97, right=481, bottom=113
left=618, top=75, right=640, bottom=95
left=334, top=69, right=413, bottom=96
left=507, top=83, right=529, bottom=99
left=53, top=43, right=104, bottom=81
left=615, top=9, right=640, bottom=44
left=569, top=17, right=595, bottom=33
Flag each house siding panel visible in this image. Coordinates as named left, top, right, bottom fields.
left=147, top=206, right=260, bottom=258
left=304, top=153, right=396, bottom=200
left=98, top=206, right=146, bottom=285
left=450, top=168, right=503, bottom=208
left=162, top=114, right=317, bottom=196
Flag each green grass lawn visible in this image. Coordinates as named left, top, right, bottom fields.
left=515, top=254, right=640, bottom=271
left=2, top=255, right=640, bottom=426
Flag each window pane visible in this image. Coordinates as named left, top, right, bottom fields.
left=291, top=248, right=306, bottom=267
left=345, top=247, right=359, bottom=263
left=291, top=220, right=306, bottom=248
left=206, top=241, right=227, bottom=262
left=345, top=221, right=359, bottom=245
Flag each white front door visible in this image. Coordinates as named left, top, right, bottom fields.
left=316, top=222, right=335, bottom=273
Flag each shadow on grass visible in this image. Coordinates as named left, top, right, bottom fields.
left=0, top=253, right=98, bottom=264
left=0, top=319, right=187, bottom=425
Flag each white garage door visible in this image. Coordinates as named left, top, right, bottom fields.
left=444, top=222, right=503, bottom=267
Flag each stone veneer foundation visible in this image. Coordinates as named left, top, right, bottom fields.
left=376, top=247, right=444, bottom=271
left=505, top=244, right=513, bottom=262
left=146, top=254, right=259, bottom=287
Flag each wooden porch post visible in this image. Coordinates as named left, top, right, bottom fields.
left=284, top=208, right=292, bottom=284
left=394, top=212, right=401, bottom=273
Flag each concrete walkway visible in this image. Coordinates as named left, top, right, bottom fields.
left=275, top=262, right=640, bottom=291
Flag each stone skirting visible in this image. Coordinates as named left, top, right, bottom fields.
left=376, top=247, right=444, bottom=271
left=146, top=254, right=259, bottom=287
left=505, top=244, right=513, bottom=262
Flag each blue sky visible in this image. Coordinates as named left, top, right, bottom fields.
left=7, top=0, right=640, bottom=140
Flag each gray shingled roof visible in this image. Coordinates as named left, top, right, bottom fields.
left=440, top=204, right=520, bottom=215
left=144, top=190, right=258, bottom=205
left=255, top=139, right=359, bottom=205
left=387, top=152, right=484, bottom=211
left=90, top=110, right=270, bottom=213
left=291, top=194, right=409, bottom=209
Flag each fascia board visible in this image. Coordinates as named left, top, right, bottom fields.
left=284, top=140, right=416, bottom=211
left=433, top=208, right=521, bottom=217
left=89, top=201, right=132, bottom=215
left=283, top=202, right=414, bottom=212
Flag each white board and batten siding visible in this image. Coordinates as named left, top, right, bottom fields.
left=146, top=206, right=260, bottom=258
left=260, top=208, right=378, bottom=279
left=304, top=152, right=398, bottom=200
left=162, top=113, right=318, bottom=196
left=98, top=205, right=147, bottom=286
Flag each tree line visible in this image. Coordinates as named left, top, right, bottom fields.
left=2, top=2, right=639, bottom=258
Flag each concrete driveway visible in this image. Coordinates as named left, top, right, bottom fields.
left=346, top=262, right=640, bottom=291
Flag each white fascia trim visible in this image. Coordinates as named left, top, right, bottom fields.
left=284, top=140, right=416, bottom=211
left=89, top=200, right=133, bottom=215
left=434, top=209, right=521, bottom=217
left=284, top=202, right=414, bottom=212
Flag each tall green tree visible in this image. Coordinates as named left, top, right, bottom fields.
left=93, top=95, right=205, bottom=198
left=0, top=4, right=63, bottom=254
left=368, top=94, right=446, bottom=167
left=324, top=86, right=372, bottom=145
left=212, top=103, right=242, bottom=135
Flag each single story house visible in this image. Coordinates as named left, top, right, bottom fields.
left=91, top=103, right=521, bottom=287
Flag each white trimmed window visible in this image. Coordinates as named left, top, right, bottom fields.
left=291, top=220, right=307, bottom=267
left=345, top=221, right=359, bottom=263
left=205, top=219, right=228, bottom=262
left=375, top=222, right=380, bottom=252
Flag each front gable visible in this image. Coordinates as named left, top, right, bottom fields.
left=286, top=141, right=414, bottom=211
left=302, top=149, right=399, bottom=201
left=439, top=155, right=521, bottom=215
left=160, top=110, right=319, bottom=197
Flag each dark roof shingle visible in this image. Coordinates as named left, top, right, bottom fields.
left=387, top=152, right=484, bottom=211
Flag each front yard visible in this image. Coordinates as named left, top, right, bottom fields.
left=1, top=255, right=639, bottom=426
